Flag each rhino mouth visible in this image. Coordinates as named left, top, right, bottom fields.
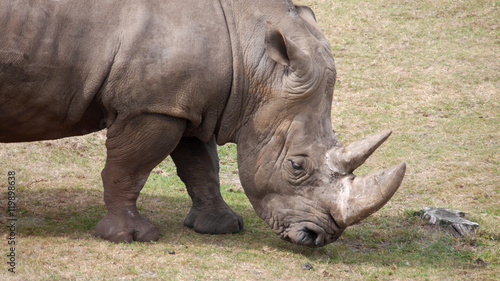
left=279, top=221, right=343, bottom=248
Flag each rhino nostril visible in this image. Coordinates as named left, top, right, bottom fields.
left=284, top=223, right=329, bottom=247
left=302, top=227, right=318, bottom=242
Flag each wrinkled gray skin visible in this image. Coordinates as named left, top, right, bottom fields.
left=0, top=0, right=405, bottom=247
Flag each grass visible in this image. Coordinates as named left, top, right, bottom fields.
left=1, top=0, right=499, bottom=279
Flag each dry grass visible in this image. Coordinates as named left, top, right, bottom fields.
left=1, top=0, right=499, bottom=280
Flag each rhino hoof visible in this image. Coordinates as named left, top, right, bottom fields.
left=94, top=212, right=159, bottom=242
left=184, top=206, right=244, bottom=234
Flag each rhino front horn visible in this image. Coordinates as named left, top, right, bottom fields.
left=335, top=162, right=406, bottom=228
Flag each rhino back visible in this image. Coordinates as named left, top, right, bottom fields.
left=0, top=0, right=232, bottom=142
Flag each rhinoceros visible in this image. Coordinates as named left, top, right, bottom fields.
left=0, top=0, right=406, bottom=247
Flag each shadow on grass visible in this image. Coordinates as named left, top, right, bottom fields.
left=7, top=187, right=487, bottom=270
left=10, top=186, right=272, bottom=246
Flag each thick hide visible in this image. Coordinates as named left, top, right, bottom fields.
left=0, top=0, right=405, bottom=247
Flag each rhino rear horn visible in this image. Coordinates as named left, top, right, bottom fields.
left=332, top=130, right=392, bottom=173
left=335, top=162, right=406, bottom=227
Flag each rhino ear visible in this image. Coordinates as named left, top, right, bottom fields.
left=264, top=22, right=309, bottom=70
left=295, top=5, right=317, bottom=24
left=265, top=22, right=291, bottom=66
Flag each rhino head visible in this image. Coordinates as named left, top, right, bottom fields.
left=221, top=6, right=406, bottom=247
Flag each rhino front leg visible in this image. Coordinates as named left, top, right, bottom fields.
left=95, top=114, right=186, bottom=242
left=171, top=136, right=244, bottom=234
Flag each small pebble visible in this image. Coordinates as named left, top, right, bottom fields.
left=302, top=263, right=313, bottom=270
left=475, top=258, right=487, bottom=267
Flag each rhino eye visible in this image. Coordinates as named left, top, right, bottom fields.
left=285, top=158, right=310, bottom=184
left=288, top=160, right=303, bottom=171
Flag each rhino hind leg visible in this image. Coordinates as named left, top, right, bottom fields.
left=171, top=136, right=244, bottom=234
left=95, top=114, right=187, bottom=242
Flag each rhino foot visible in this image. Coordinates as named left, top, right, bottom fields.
left=94, top=211, right=159, bottom=243
left=184, top=205, right=244, bottom=234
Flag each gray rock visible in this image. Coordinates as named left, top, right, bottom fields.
left=415, top=207, right=479, bottom=237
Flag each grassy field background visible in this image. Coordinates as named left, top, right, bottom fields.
left=1, top=0, right=498, bottom=280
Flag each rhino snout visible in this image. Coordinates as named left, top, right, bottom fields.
left=280, top=221, right=343, bottom=248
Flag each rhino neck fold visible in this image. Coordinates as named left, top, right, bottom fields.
left=215, top=0, right=294, bottom=145
left=215, top=0, right=245, bottom=145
